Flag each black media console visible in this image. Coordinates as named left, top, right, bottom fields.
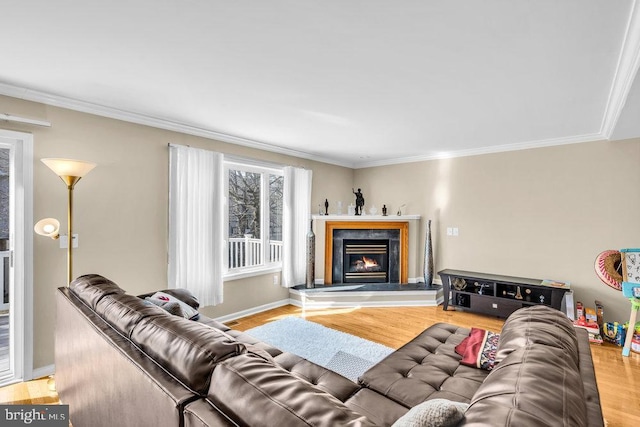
left=438, top=269, right=570, bottom=318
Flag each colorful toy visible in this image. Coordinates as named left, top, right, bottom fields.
left=621, top=282, right=640, bottom=356
left=573, top=302, right=603, bottom=344
left=602, top=322, right=626, bottom=346
left=620, top=248, right=640, bottom=357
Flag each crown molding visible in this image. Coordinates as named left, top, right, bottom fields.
left=601, top=0, right=640, bottom=138
left=0, top=82, right=354, bottom=168
left=353, top=132, right=606, bottom=168
left=0, top=81, right=615, bottom=170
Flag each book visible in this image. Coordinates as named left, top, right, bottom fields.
left=540, top=279, right=571, bottom=289
left=573, top=317, right=600, bottom=335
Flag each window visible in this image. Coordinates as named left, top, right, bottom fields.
left=225, top=161, right=283, bottom=277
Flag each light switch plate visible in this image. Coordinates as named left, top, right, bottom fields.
left=59, top=234, right=78, bottom=249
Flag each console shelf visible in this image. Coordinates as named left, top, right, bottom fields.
left=438, top=269, right=570, bottom=318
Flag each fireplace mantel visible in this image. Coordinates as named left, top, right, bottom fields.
left=312, top=215, right=422, bottom=284
left=312, top=215, right=421, bottom=221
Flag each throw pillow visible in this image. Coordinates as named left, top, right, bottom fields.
left=392, top=399, right=469, bottom=427
left=146, top=291, right=199, bottom=320
left=145, top=298, right=185, bottom=318
left=455, top=328, right=500, bottom=371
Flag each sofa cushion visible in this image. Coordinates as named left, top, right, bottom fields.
left=130, top=314, right=249, bottom=394
left=273, top=352, right=361, bottom=402
left=95, top=293, right=168, bottom=337
left=208, top=353, right=376, bottom=426
left=70, top=274, right=125, bottom=309
left=495, top=305, right=579, bottom=365
left=345, top=388, right=409, bottom=426
left=461, top=305, right=587, bottom=427
left=462, top=344, right=587, bottom=426
left=359, top=323, right=489, bottom=408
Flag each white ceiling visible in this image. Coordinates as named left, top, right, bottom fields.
left=1, top=0, right=639, bottom=168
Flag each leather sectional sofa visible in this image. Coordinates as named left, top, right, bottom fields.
left=55, top=275, right=604, bottom=426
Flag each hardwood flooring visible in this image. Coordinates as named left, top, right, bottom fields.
left=0, top=305, right=637, bottom=426
left=0, top=314, right=9, bottom=372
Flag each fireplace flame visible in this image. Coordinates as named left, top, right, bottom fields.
left=362, top=256, right=379, bottom=269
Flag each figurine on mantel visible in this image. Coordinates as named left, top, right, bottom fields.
left=352, top=188, right=365, bottom=215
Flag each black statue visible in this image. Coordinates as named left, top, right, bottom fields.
left=352, top=188, right=365, bottom=215
left=324, top=199, right=329, bottom=215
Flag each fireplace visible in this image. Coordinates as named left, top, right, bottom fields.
left=331, top=226, right=401, bottom=284
left=319, top=218, right=418, bottom=285
left=343, top=239, right=389, bottom=283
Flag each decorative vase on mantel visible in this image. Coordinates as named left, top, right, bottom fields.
left=306, top=220, right=315, bottom=288
left=423, top=219, right=434, bottom=286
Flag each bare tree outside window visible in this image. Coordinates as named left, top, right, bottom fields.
left=269, top=174, right=283, bottom=262
left=227, top=168, right=283, bottom=269
left=228, top=170, right=261, bottom=239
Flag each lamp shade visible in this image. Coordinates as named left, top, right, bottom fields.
left=41, top=158, right=97, bottom=178
left=34, top=218, right=60, bottom=238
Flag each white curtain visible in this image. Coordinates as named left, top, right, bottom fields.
left=168, top=144, right=224, bottom=306
left=282, top=166, right=312, bottom=287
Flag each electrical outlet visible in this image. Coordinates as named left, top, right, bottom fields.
left=273, top=274, right=279, bottom=285
left=59, top=234, right=78, bottom=249
left=447, top=227, right=453, bottom=236
left=453, top=227, right=459, bottom=236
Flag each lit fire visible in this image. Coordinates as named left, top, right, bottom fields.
left=362, top=256, right=379, bottom=269
left=353, top=256, right=381, bottom=272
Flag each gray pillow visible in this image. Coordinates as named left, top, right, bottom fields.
left=145, top=292, right=199, bottom=320
left=392, top=399, right=469, bottom=427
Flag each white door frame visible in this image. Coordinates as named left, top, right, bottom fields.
left=0, top=129, right=34, bottom=386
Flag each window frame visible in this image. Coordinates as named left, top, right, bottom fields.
left=223, top=159, right=283, bottom=280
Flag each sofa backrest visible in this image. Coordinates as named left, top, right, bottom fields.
left=70, top=275, right=248, bottom=395
left=461, top=305, right=590, bottom=426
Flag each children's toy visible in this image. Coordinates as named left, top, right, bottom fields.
left=621, top=282, right=640, bottom=356
left=573, top=301, right=602, bottom=343
left=620, top=248, right=640, bottom=357
left=602, top=322, right=626, bottom=346
left=632, top=331, right=640, bottom=354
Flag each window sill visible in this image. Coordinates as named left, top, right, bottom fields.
left=224, top=265, right=282, bottom=282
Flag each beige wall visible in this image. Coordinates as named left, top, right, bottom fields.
left=0, top=94, right=353, bottom=370
left=355, top=140, right=640, bottom=323
left=3, top=91, right=639, bottom=371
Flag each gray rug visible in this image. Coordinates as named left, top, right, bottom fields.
left=245, top=316, right=394, bottom=382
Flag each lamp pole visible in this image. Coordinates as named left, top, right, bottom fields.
left=58, top=175, right=81, bottom=285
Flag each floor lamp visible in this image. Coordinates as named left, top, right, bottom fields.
left=34, top=158, right=97, bottom=285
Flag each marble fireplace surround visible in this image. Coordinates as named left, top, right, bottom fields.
left=311, top=215, right=422, bottom=285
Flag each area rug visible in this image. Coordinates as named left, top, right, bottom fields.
left=245, top=316, right=394, bottom=382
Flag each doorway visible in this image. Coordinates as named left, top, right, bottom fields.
left=0, top=129, right=33, bottom=386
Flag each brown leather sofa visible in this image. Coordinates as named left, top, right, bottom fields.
left=55, top=275, right=604, bottom=426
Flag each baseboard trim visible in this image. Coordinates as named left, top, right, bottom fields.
left=290, top=289, right=439, bottom=298
left=32, top=364, right=55, bottom=380
left=290, top=298, right=443, bottom=310
left=314, top=277, right=443, bottom=286
left=214, top=299, right=291, bottom=323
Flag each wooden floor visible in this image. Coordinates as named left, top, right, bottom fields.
left=1, top=305, right=638, bottom=426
